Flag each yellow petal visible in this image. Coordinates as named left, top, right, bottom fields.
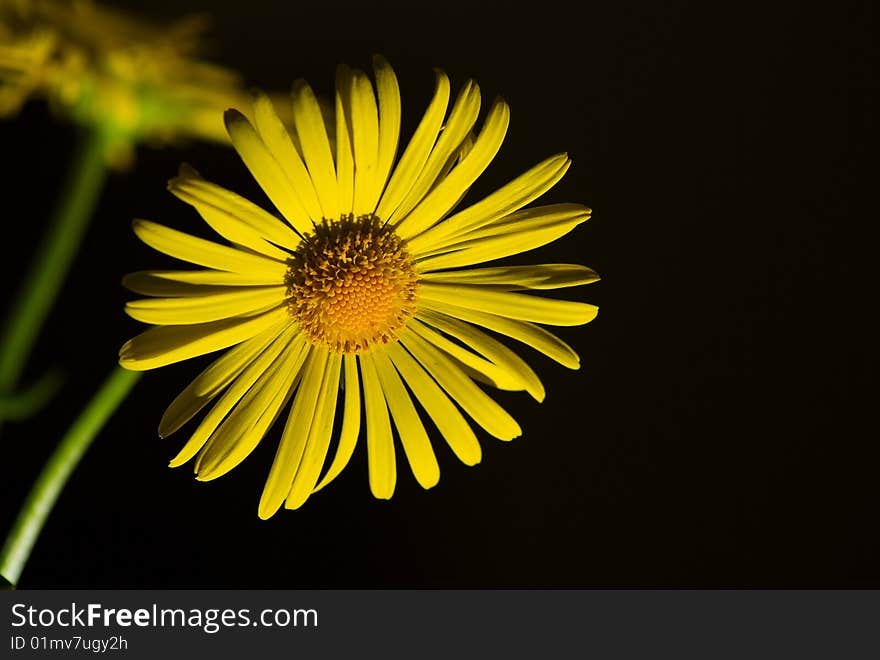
left=348, top=68, right=381, bottom=214
left=416, top=310, right=545, bottom=402
left=167, top=324, right=299, bottom=467
left=407, top=318, right=524, bottom=392
left=125, top=286, right=287, bottom=325
left=224, top=109, right=314, bottom=235
left=419, top=283, right=598, bottom=326
left=395, top=98, right=510, bottom=240
left=400, top=331, right=520, bottom=441
left=132, top=219, right=289, bottom=278
left=359, top=351, right=396, bottom=499
left=159, top=322, right=284, bottom=438
left=168, top=164, right=301, bottom=251
left=386, top=343, right=481, bottom=465
left=252, top=92, right=325, bottom=224
left=119, top=305, right=290, bottom=371
left=373, top=349, right=439, bottom=489
left=388, top=79, right=481, bottom=224
left=314, top=353, right=361, bottom=492
left=420, top=264, right=600, bottom=290
left=258, top=347, right=327, bottom=519
left=291, top=80, right=340, bottom=220
left=375, top=69, right=450, bottom=221
left=123, top=270, right=284, bottom=295
left=409, top=154, right=570, bottom=253
left=372, top=55, right=401, bottom=207
left=334, top=64, right=355, bottom=215
left=419, top=299, right=581, bottom=369
left=168, top=164, right=292, bottom=260
left=434, top=131, right=476, bottom=186
left=413, top=204, right=590, bottom=268
left=168, top=164, right=300, bottom=250
left=195, top=334, right=307, bottom=480
left=285, top=352, right=343, bottom=509
left=455, top=203, right=591, bottom=244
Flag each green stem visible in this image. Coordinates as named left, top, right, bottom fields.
left=0, top=366, right=140, bottom=587
left=0, top=368, right=64, bottom=421
left=0, top=127, right=108, bottom=404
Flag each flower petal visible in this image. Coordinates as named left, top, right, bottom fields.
left=159, top=321, right=285, bottom=438
left=291, top=80, right=340, bottom=220
left=416, top=310, right=545, bottom=402
left=348, top=68, right=381, bottom=215
left=408, top=153, right=571, bottom=253
left=395, top=98, right=510, bottom=240
left=123, top=270, right=283, bottom=295
left=419, top=283, right=598, bottom=326
left=313, top=353, right=361, bottom=493
left=360, top=351, right=396, bottom=499
left=125, top=286, right=288, bottom=325
left=372, top=54, right=401, bottom=207
left=167, top=324, right=299, bottom=467
left=420, top=264, right=600, bottom=290
left=132, top=219, right=288, bottom=277
left=388, top=80, right=481, bottom=224
left=373, top=349, right=440, bottom=489
left=386, top=343, right=481, bottom=466
left=251, top=93, right=325, bottom=223
left=413, top=204, right=590, bottom=268
left=195, top=334, right=307, bottom=480
left=419, top=299, right=581, bottom=369
left=334, top=64, right=356, bottom=214
left=224, top=108, right=314, bottom=235
left=400, top=330, right=520, bottom=441
left=167, top=164, right=301, bottom=251
left=285, top=352, right=343, bottom=509
left=258, top=347, right=327, bottom=519
left=118, top=305, right=290, bottom=371
left=375, top=69, right=450, bottom=221
left=407, top=318, right=525, bottom=392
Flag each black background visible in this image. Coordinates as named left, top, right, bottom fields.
left=1, top=1, right=876, bottom=587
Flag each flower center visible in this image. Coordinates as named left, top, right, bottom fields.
left=285, top=214, right=419, bottom=354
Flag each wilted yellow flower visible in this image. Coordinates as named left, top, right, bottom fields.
left=120, top=57, right=599, bottom=519
left=0, top=0, right=250, bottom=167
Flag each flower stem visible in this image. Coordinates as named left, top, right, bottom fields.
left=0, top=366, right=140, bottom=587
left=0, top=368, right=64, bottom=422
left=0, top=127, right=109, bottom=415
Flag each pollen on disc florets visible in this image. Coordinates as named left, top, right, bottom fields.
left=285, top=214, right=419, bottom=354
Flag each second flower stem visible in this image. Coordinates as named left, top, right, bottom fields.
left=0, top=366, right=141, bottom=587
left=0, top=127, right=109, bottom=408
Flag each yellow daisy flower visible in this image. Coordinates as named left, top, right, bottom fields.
left=119, top=56, right=599, bottom=519
left=0, top=0, right=250, bottom=167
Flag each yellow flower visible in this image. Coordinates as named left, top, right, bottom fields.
left=0, top=0, right=249, bottom=167
left=119, top=57, right=599, bottom=519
